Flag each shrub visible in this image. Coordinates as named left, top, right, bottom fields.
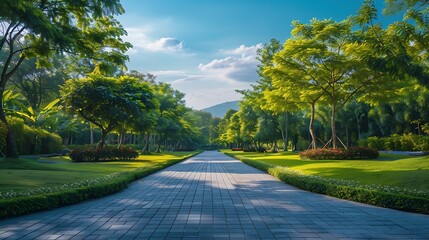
left=231, top=148, right=243, bottom=151
left=243, top=148, right=257, bottom=152
left=359, top=134, right=429, bottom=151
left=0, top=151, right=200, bottom=218
left=3, top=117, right=63, bottom=155
left=243, top=147, right=266, bottom=152
left=228, top=157, right=429, bottom=214
left=299, top=147, right=379, bottom=160
left=69, top=146, right=139, bottom=162
left=0, top=121, right=7, bottom=153
left=367, top=136, right=385, bottom=150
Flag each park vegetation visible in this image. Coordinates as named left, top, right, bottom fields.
left=214, top=0, right=429, bottom=156
left=2, top=0, right=427, bottom=159
left=0, top=0, right=429, bottom=215
left=0, top=0, right=220, bottom=159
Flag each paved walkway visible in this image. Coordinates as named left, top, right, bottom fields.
left=0, top=151, right=428, bottom=239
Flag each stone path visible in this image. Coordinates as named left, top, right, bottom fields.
left=0, top=151, right=428, bottom=239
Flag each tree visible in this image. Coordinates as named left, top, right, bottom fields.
left=6, top=54, right=68, bottom=110
left=267, top=18, right=407, bottom=148
left=61, top=75, right=155, bottom=149
left=153, top=82, right=187, bottom=153
left=0, top=0, right=130, bottom=157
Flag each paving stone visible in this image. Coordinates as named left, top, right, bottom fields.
left=1, top=151, right=429, bottom=240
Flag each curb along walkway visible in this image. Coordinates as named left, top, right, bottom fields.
left=0, top=151, right=428, bottom=239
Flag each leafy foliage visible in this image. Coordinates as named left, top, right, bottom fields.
left=61, top=75, right=156, bottom=148
left=360, top=134, right=429, bottom=151
left=5, top=117, right=63, bottom=155
left=69, top=147, right=139, bottom=162
left=299, top=147, right=379, bottom=160
left=0, top=0, right=131, bottom=157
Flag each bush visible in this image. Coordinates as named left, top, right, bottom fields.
left=231, top=148, right=243, bottom=151
left=0, top=151, right=200, bottom=218
left=243, top=147, right=266, bottom=152
left=359, top=134, right=429, bottom=151
left=3, top=117, right=63, bottom=155
left=229, top=157, right=429, bottom=214
left=243, top=148, right=257, bottom=152
left=299, top=147, right=379, bottom=160
left=0, top=121, right=7, bottom=153
left=69, top=146, right=139, bottom=162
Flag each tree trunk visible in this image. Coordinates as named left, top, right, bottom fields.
left=356, top=113, right=362, bottom=140
left=155, top=135, right=162, bottom=153
left=0, top=103, right=19, bottom=158
left=309, top=101, right=317, bottom=150
left=272, top=141, right=279, bottom=153
left=117, top=133, right=124, bottom=148
left=97, top=130, right=107, bottom=150
left=346, top=124, right=349, bottom=147
left=284, top=112, right=288, bottom=151
left=331, top=104, right=337, bottom=149
left=141, top=133, right=151, bottom=154
left=90, top=126, right=94, bottom=145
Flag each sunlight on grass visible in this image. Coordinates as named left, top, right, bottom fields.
left=223, top=150, right=429, bottom=192
left=0, top=151, right=196, bottom=192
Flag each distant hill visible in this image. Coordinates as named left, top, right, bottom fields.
left=201, top=100, right=239, bottom=118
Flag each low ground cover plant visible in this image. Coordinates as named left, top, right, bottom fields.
left=242, top=159, right=429, bottom=214
left=224, top=150, right=429, bottom=214
left=299, top=147, right=379, bottom=160
left=0, top=151, right=199, bottom=218
left=69, top=146, right=139, bottom=162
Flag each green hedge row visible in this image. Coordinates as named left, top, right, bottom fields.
left=225, top=153, right=429, bottom=214
left=0, top=152, right=200, bottom=219
left=2, top=117, right=63, bottom=155
left=299, top=147, right=379, bottom=160
left=69, top=147, right=139, bottom=162
left=359, top=134, right=429, bottom=151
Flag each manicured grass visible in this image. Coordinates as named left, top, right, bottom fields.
left=0, top=152, right=197, bottom=193
left=223, top=150, right=429, bottom=192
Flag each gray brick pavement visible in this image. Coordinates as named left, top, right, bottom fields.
left=0, top=151, right=428, bottom=239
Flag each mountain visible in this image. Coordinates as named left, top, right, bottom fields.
left=201, top=100, right=239, bottom=118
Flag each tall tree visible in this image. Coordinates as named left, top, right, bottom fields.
left=0, top=0, right=130, bottom=157
left=153, top=82, right=187, bottom=153
left=61, top=75, right=155, bottom=149
left=268, top=18, right=406, bottom=148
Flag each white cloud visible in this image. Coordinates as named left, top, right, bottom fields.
left=220, top=43, right=263, bottom=57
left=124, top=27, right=151, bottom=51
left=146, top=37, right=184, bottom=52
left=123, top=28, right=185, bottom=53
left=198, top=44, right=262, bottom=83
left=150, top=70, right=186, bottom=76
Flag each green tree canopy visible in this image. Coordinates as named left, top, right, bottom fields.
left=61, top=75, right=155, bottom=148
left=0, top=0, right=131, bottom=157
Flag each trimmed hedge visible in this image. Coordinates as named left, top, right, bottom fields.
left=299, top=147, right=379, bottom=160
left=225, top=153, right=429, bottom=214
left=359, top=134, right=429, bottom=151
left=5, top=117, right=63, bottom=155
left=69, top=146, right=139, bottom=162
left=0, top=152, right=200, bottom=219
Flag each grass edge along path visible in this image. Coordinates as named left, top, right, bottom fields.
left=0, top=151, right=201, bottom=219
left=223, top=152, right=429, bottom=214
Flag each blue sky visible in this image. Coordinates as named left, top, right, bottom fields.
left=118, top=0, right=394, bottom=109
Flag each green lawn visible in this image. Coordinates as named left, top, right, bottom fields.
left=223, top=150, right=429, bottom=192
left=0, top=152, right=196, bottom=192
